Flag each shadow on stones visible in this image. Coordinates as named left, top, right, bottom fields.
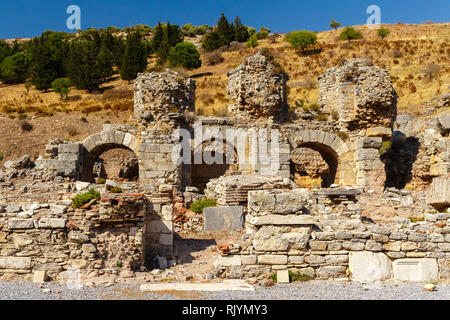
left=173, top=235, right=217, bottom=265
left=381, top=133, right=420, bottom=190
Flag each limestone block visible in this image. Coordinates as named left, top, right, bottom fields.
left=392, top=258, right=439, bottom=282
left=8, top=219, right=34, bottom=229
left=258, top=255, right=288, bottom=265
left=58, top=143, right=82, bottom=154
left=50, top=204, right=67, bottom=214
left=253, top=225, right=310, bottom=251
left=430, top=163, right=450, bottom=176
left=427, top=175, right=450, bottom=210
left=241, top=255, right=257, bottom=265
left=277, top=270, right=290, bottom=283
left=0, top=256, right=32, bottom=270
left=316, top=266, right=346, bottom=278
left=247, top=214, right=316, bottom=226
left=355, top=137, right=383, bottom=149
left=367, top=127, right=392, bottom=138
left=68, top=231, right=89, bottom=244
left=159, top=233, right=173, bottom=246
left=38, top=218, right=67, bottom=229
left=33, top=270, right=48, bottom=283
left=214, top=255, right=242, bottom=268
left=349, top=252, right=393, bottom=282
left=149, top=220, right=173, bottom=233
left=354, top=149, right=380, bottom=161
left=204, top=206, right=244, bottom=231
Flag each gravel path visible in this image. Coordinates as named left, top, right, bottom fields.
left=0, top=280, right=449, bottom=300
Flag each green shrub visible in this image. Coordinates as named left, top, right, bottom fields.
left=379, top=141, right=391, bottom=155
left=270, top=271, right=313, bottom=283
left=247, top=34, right=258, bottom=48
left=0, top=154, right=3, bottom=161
left=377, top=27, right=390, bottom=39
left=339, top=27, right=362, bottom=41
left=168, top=42, right=202, bottom=69
left=190, top=198, right=217, bottom=213
left=315, top=114, right=328, bottom=121
left=72, top=188, right=101, bottom=208
left=96, top=178, right=106, bottom=184
left=109, top=186, right=123, bottom=193
left=285, top=30, right=318, bottom=51
left=52, top=78, right=72, bottom=100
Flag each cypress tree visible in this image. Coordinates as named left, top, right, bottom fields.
left=29, top=37, right=59, bottom=91
left=120, top=31, right=148, bottom=83
left=217, top=13, right=235, bottom=46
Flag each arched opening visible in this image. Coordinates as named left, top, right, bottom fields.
left=190, top=139, right=239, bottom=192
left=290, top=142, right=338, bottom=188
left=83, top=143, right=139, bottom=182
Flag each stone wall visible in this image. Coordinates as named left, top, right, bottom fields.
left=0, top=186, right=174, bottom=280
left=214, top=189, right=450, bottom=281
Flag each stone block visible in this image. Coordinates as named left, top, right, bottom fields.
left=349, top=252, right=392, bottom=282
left=203, top=206, right=244, bottom=231
left=33, top=270, right=48, bottom=283
left=159, top=233, right=173, bottom=246
left=8, top=219, right=34, bottom=229
left=277, top=270, right=290, bottom=283
left=0, top=256, right=32, bottom=270
left=430, top=163, right=450, bottom=176
left=355, top=137, right=383, bottom=149
left=213, top=255, right=242, bottom=268
left=247, top=214, right=316, bottom=226
left=343, top=241, right=365, bottom=251
left=58, top=143, right=82, bottom=154
left=241, top=255, right=257, bottom=265
left=68, top=231, right=89, bottom=244
left=426, top=174, right=450, bottom=209
left=366, top=127, right=392, bottom=138
left=38, top=218, right=67, bottom=229
left=355, top=149, right=380, bottom=161
left=392, top=258, right=439, bottom=282
left=316, top=266, right=346, bottom=278
left=149, top=220, right=173, bottom=233
left=258, top=255, right=288, bottom=265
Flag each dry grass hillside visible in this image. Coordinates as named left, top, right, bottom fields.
left=0, top=23, right=449, bottom=165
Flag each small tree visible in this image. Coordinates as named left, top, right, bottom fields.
left=377, top=27, right=390, bottom=40
left=339, top=27, right=362, bottom=42
left=247, top=34, right=258, bottom=48
left=167, top=42, right=202, bottom=69
left=422, top=63, right=441, bottom=82
left=330, top=19, right=341, bottom=30
left=286, top=31, right=318, bottom=51
left=0, top=52, right=30, bottom=84
left=52, top=78, right=71, bottom=100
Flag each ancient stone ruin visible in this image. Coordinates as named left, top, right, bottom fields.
left=0, top=51, right=448, bottom=284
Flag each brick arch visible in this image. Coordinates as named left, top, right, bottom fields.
left=81, top=130, right=140, bottom=182
left=288, top=130, right=350, bottom=186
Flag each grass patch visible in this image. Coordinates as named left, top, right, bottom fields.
left=72, top=188, right=101, bottom=208
left=270, top=271, right=313, bottom=283
left=190, top=198, right=217, bottom=213
left=379, top=141, right=391, bottom=155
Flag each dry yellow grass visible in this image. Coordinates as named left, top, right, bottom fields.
left=188, top=23, right=449, bottom=116
left=1, top=23, right=448, bottom=120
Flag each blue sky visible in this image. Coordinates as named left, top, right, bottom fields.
left=0, top=0, right=449, bottom=39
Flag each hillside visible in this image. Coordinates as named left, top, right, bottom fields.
left=0, top=22, right=449, bottom=166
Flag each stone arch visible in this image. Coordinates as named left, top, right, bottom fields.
left=81, top=130, right=140, bottom=182
left=190, top=138, right=239, bottom=191
left=288, top=130, right=350, bottom=187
